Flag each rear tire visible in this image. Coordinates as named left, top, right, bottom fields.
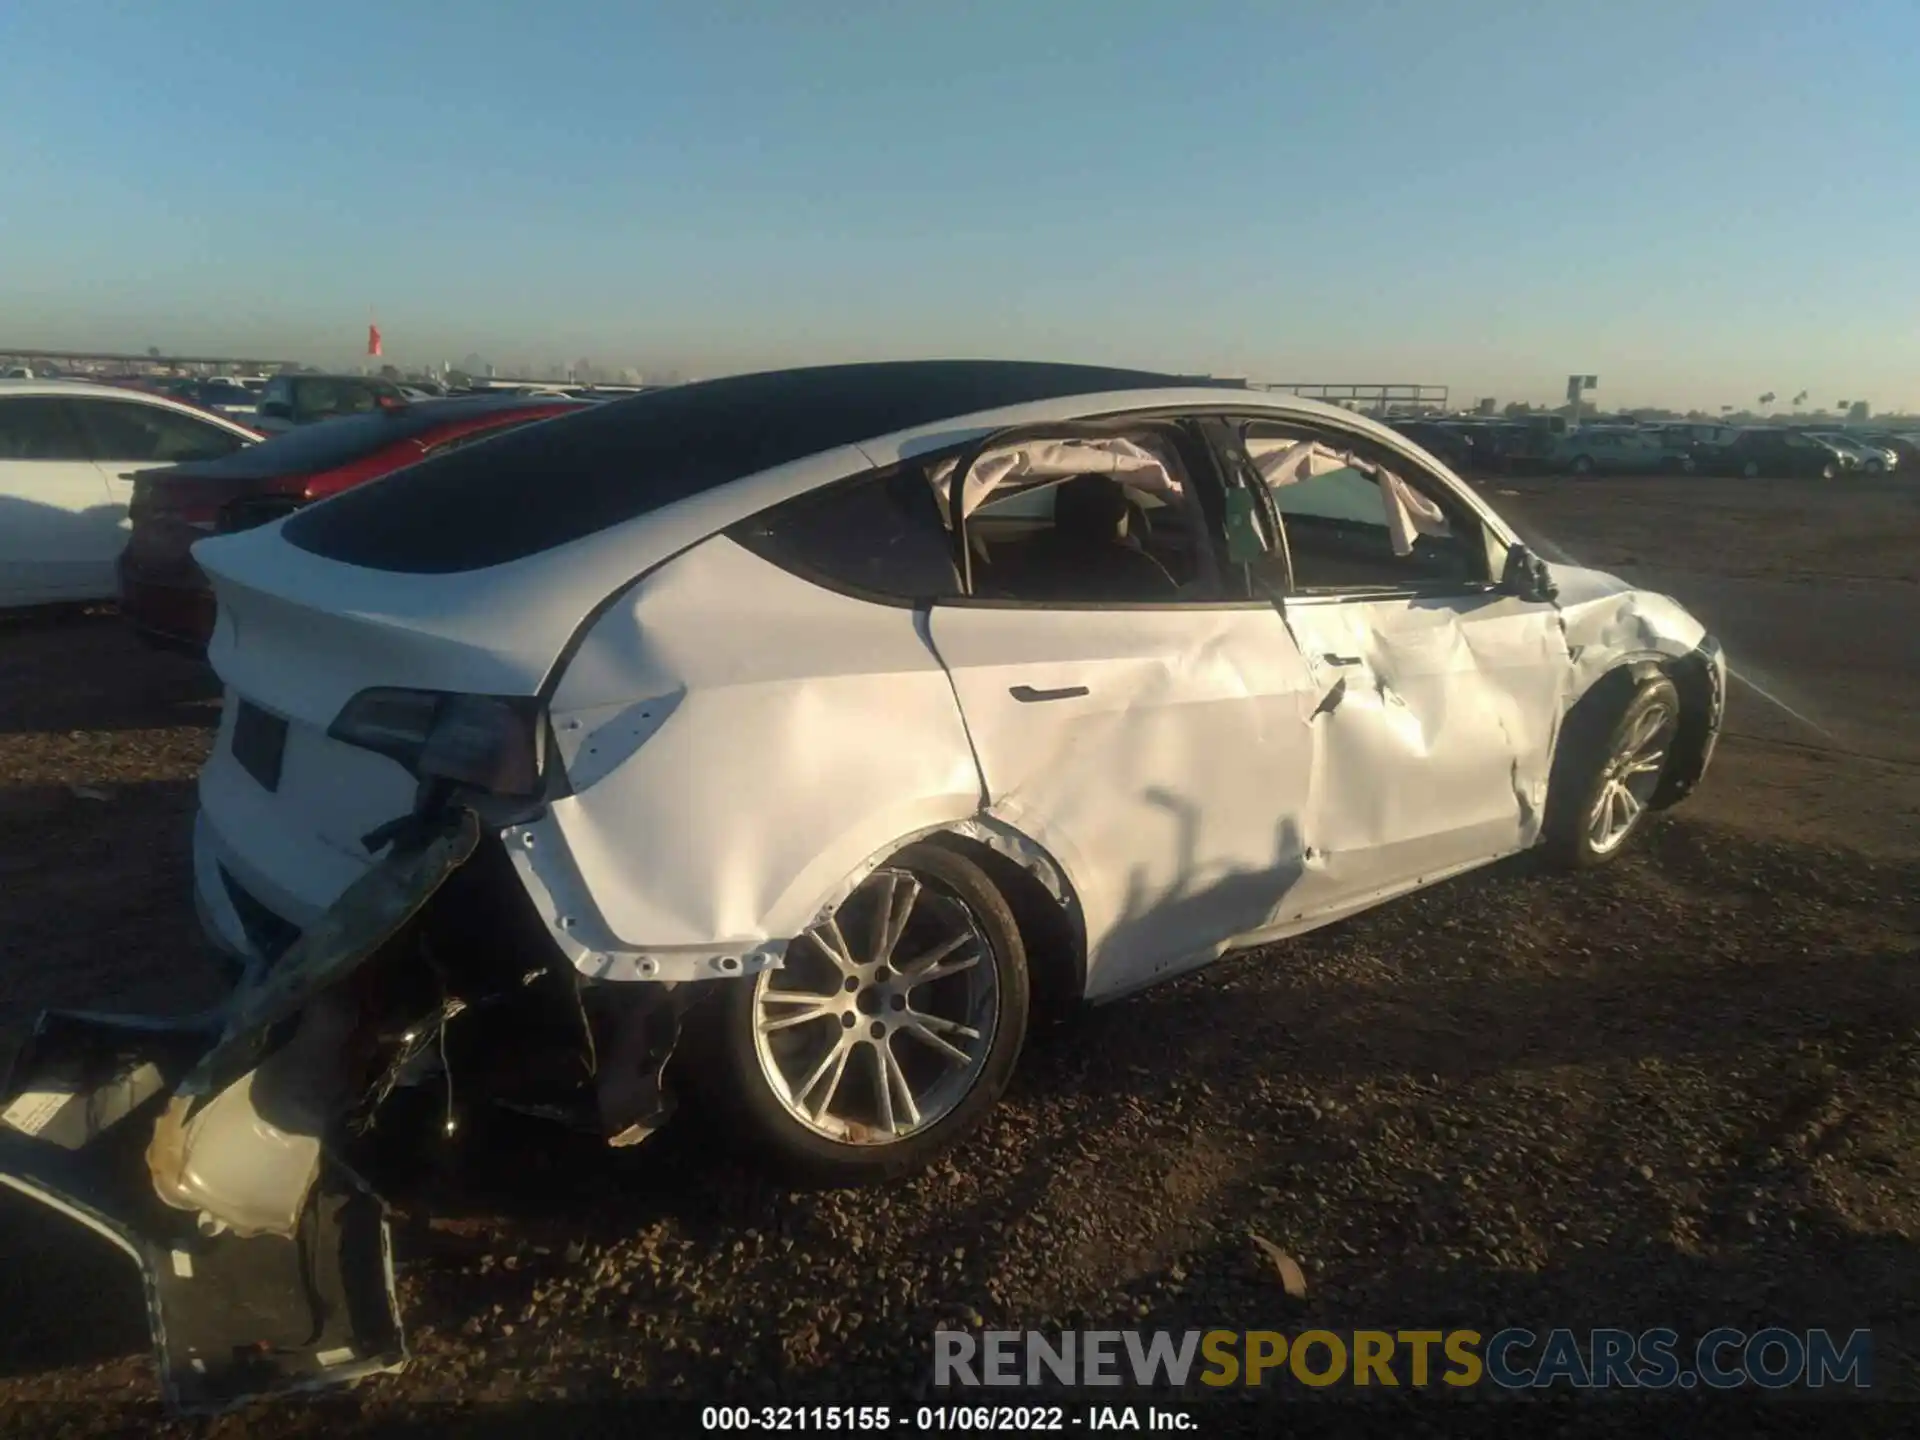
left=687, top=842, right=1030, bottom=1185
left=1571, top=455, right=1594, bottom=476
left=1543, top=674, right=1681, bottom=870
left=1742, top=460, right=1761, bottom=479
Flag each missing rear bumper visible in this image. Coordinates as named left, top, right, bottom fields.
left=0, top=813, right=480, bottom=1412
left=3, top=805, right=709, bottom=1411
left=0, top=1012, right=404, bottom=1412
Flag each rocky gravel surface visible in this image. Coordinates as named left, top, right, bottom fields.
left=2, top=472, right=1917, bottom=1436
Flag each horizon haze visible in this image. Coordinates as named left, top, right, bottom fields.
left=2, top=1, right=1915, bottom=411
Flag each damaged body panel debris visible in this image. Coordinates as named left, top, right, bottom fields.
left=5, top=361, right=1730, bottom=1410
left=0, top=809, right=478, bottom=1411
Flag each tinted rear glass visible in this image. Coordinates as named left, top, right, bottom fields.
left=282, top=361, right=1223, bottom=574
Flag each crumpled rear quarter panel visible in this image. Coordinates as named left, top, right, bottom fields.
left=529, top=535, right=982, bottom=972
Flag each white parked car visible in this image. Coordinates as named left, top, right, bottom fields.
left=0, top=362, right=1725, bottom=1409
left=0, top=379, right=260, bottom=606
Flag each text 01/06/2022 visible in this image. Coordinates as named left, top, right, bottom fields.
left=701, top=1405, right=1196, bottom=1431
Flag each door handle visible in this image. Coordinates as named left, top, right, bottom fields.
left=1009, top=684, right=1090, bottom=704
left=1321, top=653, right=1365, bottom=667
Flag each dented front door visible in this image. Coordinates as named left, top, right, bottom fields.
left=1269, top=590, right=1571, bottom=916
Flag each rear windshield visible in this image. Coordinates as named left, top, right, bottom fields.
left=281, top=361, right=1221, bottom=574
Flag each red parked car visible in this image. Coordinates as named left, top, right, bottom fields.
left=119, top=394, right=585, bottom=650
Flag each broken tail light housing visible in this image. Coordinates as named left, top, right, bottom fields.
left=329, top=689, right=546, bottom=797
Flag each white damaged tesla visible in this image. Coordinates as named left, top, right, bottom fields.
left=0, top=362, right=1724, bottom=1407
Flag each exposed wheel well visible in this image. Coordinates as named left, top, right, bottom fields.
left=1551, top=653, right=1715, bottom=824
left=1652, top=647, right=1719, bottom=808
left=916, top=830, right=1085, bottom=1028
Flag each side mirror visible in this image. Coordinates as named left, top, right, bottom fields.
left=257, top=400, right=292, bottom=420
left=1502, top=542, right=1559, bottom=603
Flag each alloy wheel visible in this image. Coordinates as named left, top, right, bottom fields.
left=751, top=868, right=999, bottom=1145
left=1587, top=699, right=1675, bottom=856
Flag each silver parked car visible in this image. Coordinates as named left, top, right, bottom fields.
left=1810, top=432, right=1896, bottom=473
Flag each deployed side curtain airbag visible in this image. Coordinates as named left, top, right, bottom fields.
left=1244, top=435, right=1451, bottom=557
left=927, top=438, right=1182, bottom=523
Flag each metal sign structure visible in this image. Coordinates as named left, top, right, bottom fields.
left=1, top=346, right=299, bottom=375
left=1247, top=381, right=1450, bottom=416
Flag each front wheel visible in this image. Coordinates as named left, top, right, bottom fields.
left=1570, top=455, right=1594, bottom=476
left=1821, top=461, right=1837, bottom=481
left=1543, top=674, right=1681, bottom=870
left=690, top=842, right=1030, bottom=1184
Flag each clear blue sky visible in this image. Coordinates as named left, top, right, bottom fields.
left=2, top=1, right=1915, bottom=409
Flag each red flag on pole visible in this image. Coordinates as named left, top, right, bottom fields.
left=368, top=323, right=383, bottom=357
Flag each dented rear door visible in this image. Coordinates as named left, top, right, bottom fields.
left=926, top=601, right=1322, bottom=1001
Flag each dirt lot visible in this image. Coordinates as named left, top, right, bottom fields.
left=1, top=471, right=1916, bottom=1434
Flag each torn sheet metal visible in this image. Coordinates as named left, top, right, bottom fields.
left=592, top=983, right=699, bottom=1146
left=169, top=809, right=480, bottom=1113
left=927, top=436, right=1183, bottom=523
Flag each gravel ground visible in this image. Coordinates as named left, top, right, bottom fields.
left=0, top=472, right=1916, bottom=1435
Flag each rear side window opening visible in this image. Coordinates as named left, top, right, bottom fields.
left=728, top=466, right=962, bottom=604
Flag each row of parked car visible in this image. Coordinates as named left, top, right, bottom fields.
left=101, top=372, right=641, bottom=422
left=1390, top=415, right=1916, bottom=479
left=0, top=374, right=589, bottom=619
